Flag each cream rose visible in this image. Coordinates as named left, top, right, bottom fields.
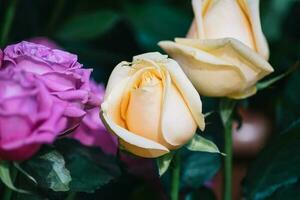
left=101, top=52, right=205, bottom=158
left=159, top=0, right=274, bottom=99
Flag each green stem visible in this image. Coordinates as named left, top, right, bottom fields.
left=224, top=118, right=233, bottom=200
left=0, top=0, right=18, bottom=47
left=2, top=165, right=18, bottom=200
left=65, top=192, right=76, bottom=200
left=170, top=152, right=181, bottom=200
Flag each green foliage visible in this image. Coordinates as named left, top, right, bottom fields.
left=15, top=139, right=121, bottom=198
left=54, top=139, right=121, bottom=193
left=185, top=134, right=223, bottom=155
left=219, top=99, right=236, bottom=126
left=181, top=151, right=221, bottom=190
left=21, top=148, right=71, bottom=192
left=124, top=2, right=190, bottom=50
left=56, top=10, right=120, bottom=40
left=156, top=152, right=174, bottom=176
left=243, top=120, right=300, bottom=199
left=0, top=161, right=29, bottom=194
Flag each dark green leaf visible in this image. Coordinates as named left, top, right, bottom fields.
left=0, top=161, right=29, bottom=194
left=21, top=148, right=71, bottom=192
left=55, top=139, right=121, bottom=193
left=265, top=181, right=300, bottom=200
left=156, top=152, right=174, bottom=176
left=181, top=152, right=221, bottom=189
left=276, top=70, right=300, bottom=131
left=13, top=162, right=37, bottom=185
left=125, top=3, right=190, bottom=50
left=56, top=10, right=120, bottom=40
left=243, top=119, right=300, bottom=200
left=257, top=62, right=299, bottom=91
left=185, top=134, right=223, bottom=155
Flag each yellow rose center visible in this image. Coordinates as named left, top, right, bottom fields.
left=123, top=70, right=167, bottom=145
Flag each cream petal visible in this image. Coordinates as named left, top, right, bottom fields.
left=191, top=0, right=205, bottom=38
left=120, top=140, right=169, bottom=158
left=202, top=0, right=255, bottom=50
left=101, top=112, right=169, bottom=158
left=133, top=52, right=168, bottom=62
left=105, top=61, right=132, bottom=99
left=238, top=0, right=270, bottom=60
left=125, top=74, right=165, bottom=145
left=174, top=38, right=273, bottom=86
left=102, top=78, right=130, bottom=127
left=161, top=55, right=206, bottom=130
left=177, top=38, right=273, bottom=73
left=161, top=79, right=197, bottom=146
left=228, top=85, right=257, bottom=99
left=159, top=40, right=247, bottom=97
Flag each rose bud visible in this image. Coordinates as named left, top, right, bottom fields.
left=71, top=80, right=118, bottom=155
left=0, top=69, right=66, bottom=161
left=101, top=52, right=205, bottom=158
left=159, top=0, right=274, bottom=99
left=2, top=41, right=101, bottom=131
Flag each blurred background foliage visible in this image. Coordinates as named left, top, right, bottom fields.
left=0, top=0, right=300, bottom=199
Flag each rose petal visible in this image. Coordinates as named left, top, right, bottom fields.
left=161, top=74, right=197, bottom=146
left=162, top=57, right=205, bottom=130
left=105, top=61, right=132, bottom=99
left=239, top=0, right=270, bottom=59
left=101, top=112, right=169, bottom=157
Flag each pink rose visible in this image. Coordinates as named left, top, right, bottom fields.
left=0, top=69, right=66, bottom=160
left=2, top=41, right=101, bottom=131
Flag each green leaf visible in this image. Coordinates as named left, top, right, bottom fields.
left=156, top=152, right=174, bottom=176
left=21, top=148, right=71, bottom=192
left=55, top=139, right=121, bottom=193
left=125, top=3, right=190, bottom=50
left=219, top=99, right=236, bottom=125
left=185, top=134, right=223, bottom=155
left=181, top=152, right=221, bottom=189
left=243, top=119, right=300, bottom=199
left=257, top=62, right=299, bottom=91
left=0, top=161, right=29, bottom=194
left=13, top=162, right=37, bottom=185
left=56, top=10, right=119, bottom=40
left=265, top=182, right=300, bottom=200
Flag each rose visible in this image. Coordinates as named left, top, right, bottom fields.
left=187, top=0, right=270, bottom=59
left=101, top=52, right=205, bottom=158
left=72, top=80, right=118, bottom=155
left=159, top=0, right=274, bottom=99
left=0, top=68, right=66, bottom=161
left=23, top=38, right=118, bottom=154
left=2, top=41, right=101, bottom=130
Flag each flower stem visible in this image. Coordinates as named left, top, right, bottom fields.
left=0, top=0, right=18, bottom=47
left=170, top=151, right=181, bottom=200
left=220, top=99, right=236, bottom=200
left=224, top=118, right=233, bottom=200
left=65, top=192, right=76, bottom=200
